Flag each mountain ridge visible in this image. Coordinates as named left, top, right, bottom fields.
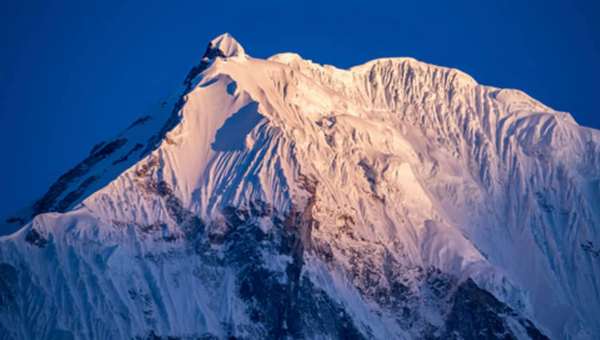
left=1, top=33, right=599, bottom=339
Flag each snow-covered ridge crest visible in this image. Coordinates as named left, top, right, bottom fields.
left=1, top=33, right=599, bottom=340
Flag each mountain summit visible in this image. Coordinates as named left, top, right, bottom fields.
left=1, top=34, right=599, bottom=340
left=207, top=32, right=246, bottom=58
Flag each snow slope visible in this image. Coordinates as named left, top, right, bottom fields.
left=1, top=33, right=599, bottom=339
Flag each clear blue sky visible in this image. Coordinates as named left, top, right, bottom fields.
left=1, top=0, right=599, bottom=218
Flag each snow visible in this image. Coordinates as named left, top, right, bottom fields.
left=1, top=33, right=599, bottom=339
left=209, top=33, right=246, bottom=58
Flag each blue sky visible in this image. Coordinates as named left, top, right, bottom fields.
left=1, top=0, right=599, bottom=218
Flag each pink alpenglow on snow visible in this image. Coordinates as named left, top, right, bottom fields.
left=1, top=33, right=599, bottom=340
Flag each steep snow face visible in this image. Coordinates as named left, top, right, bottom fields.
left=1, top=34, right=599, bottom=340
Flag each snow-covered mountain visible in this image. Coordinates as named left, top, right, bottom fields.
left=1, top=33, right=599, bottom=340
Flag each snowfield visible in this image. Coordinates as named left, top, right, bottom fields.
left=1, top=33, right=599, bottom=340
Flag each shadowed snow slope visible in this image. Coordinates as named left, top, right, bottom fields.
left=1, top=33, right=599, bottom=340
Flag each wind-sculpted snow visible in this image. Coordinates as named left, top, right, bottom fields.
left=1, top=33, right=599, bottom=339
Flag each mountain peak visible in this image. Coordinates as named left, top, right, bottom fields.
left=1, top=34, right=599, bottom=340
left=204, top=33, right=246, bottom=59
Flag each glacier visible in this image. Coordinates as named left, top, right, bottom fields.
left=1, top=33, right=599, bottom=339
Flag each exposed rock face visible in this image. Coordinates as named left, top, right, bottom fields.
left=1, top=33, right=599, bottom=339
left=443, top=279, right=549, bottom=340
